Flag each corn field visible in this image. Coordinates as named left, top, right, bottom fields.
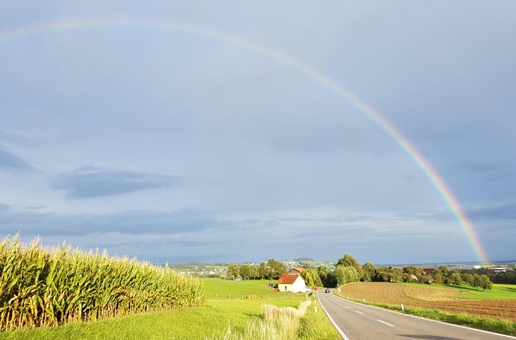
left=0, top=235, right=204, bottom=331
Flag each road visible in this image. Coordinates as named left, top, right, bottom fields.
left=317, top=289, right=516, bottom=340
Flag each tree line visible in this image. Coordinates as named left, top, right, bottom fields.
left=224, top=255, right=502, bottom=291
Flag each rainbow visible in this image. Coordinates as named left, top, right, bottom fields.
left=0, top=18, right=488, bottom=263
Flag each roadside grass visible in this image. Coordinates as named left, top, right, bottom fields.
left=333, top=291, right=516, bottom=337
left=0, top=278, right=337, bottom=340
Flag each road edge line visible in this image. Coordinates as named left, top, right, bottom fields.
left=317, top=291, right=351, bottom=340
left=331, top=290, right=516, bottom=339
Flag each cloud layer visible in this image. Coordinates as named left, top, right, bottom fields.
left=53, top=167, right=179, bottom=198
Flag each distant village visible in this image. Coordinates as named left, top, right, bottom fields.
left=168, top=258, right=514, bottom=279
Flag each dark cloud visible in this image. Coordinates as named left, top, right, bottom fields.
left=0, top=148, right=39, bottom=172
left=0, top=208, right=218, bottom=236
left=53, top=167, right=180, bottom=198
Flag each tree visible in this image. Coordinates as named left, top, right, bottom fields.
left=251, top=269, right=259, bottom=280
left=403, top=266, right=424, bottom=277
left=391, top=268, right=402, bottom=282
left=462, top=273, right=473, bottom=285
left=337, top=254, right=363, bottom=278
left=258, top=263, right=269, bottom=279
left=266, top=259, right=287, bottom=279
left=318, top=266, right=337, bottom=287
left=334, top=266, right=360, bottom=286
left=433, top=273, right=443, bottom=285
left=450, top=272, right=462, bottom=285
left=239, top=265, right=253, bottom=280
left=480, top=275, right=493, bottom=291
left=362, top=263, right=376, bottom=282
left=227, top=264, right=239, bottom=279
left=439, top=265, right=449, bottom=279
left=471, top=274, right=482, bottom=290
left=301, top=270, right=315, bottom=286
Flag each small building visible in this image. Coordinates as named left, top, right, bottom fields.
left=288, top=267, right=306, bottom=275
left=492, top=268, right=507, bottom=273
left=422, top=268, right=434, bottom=276
left=277, top=274, right=306, bottom=293
left=473, top=265, right=482, bottom=270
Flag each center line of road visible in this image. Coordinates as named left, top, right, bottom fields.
left=377, top=319, right=394, bottom=327
left=356, top=311, right=363, bottom=314
left=345, top=306, right=349, bottom=309
left=338, top=303, right=342, bottom=305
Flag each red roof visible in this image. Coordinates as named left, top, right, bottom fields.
left=288, top=268, right=306, bottom=274
left=277, top=274, right=302, bottom=284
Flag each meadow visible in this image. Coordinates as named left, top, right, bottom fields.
left=444, top=283, right=516, bottom=300
left=0, top=279, right=339, bottom=340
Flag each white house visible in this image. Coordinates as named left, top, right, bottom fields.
left=277, top=274, right=306, bottom=293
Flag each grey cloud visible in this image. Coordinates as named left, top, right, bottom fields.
left=53, top=167, right=180, bottom=198
left=0, top=148, right=39, bottom=172
left=456, top=161, right=508, bottom=175
left=0, top=208, right=218, bottom=236
left=466, top=203, right=516, bottom=221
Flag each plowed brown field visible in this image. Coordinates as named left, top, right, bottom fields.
left=338, top=282, right=516, bottom=322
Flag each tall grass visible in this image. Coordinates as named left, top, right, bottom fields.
left=0, top=235, right=204, bottom=331
left=208, top=300, right=312, bottom=340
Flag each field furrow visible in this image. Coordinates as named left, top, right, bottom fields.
left=338, top=282, right=516, bottom=322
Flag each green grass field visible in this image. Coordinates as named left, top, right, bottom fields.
left=0, top=278, right=338, bottom=340
left=443, top=283, right=516, bottom=300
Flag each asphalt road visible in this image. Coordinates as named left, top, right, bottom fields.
left=317, top=289, right=516, bottom=340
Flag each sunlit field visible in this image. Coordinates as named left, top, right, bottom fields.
left=0, top=279, right=338, bottom=340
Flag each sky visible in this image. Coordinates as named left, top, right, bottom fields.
left=0, top=1, right=515, bottom=265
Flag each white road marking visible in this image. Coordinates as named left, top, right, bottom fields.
left=330, top=291, right=516, bottom=339
left=317, top=292, right=351, bottom=340
left=345, top=306, right=350, bottom=309
left=338, top=303, right=342, bottom=305
left=377, top=319, right=394, bottom=327
left=356, top=311, right=364, bottom=314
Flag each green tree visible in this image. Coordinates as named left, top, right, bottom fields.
left=227, top=264, right=240, bottom=279
left=439, top=265, right=449, bottom=278
left=433, top=273, right=443, bottom=285
left=391, top=268, right=402, bottom=282
left=334, top=266, right=360, bottom=286
left=471, top=274, right=482, bottom=290
left=480, top=274, right=493, bottom=291
left=266, top=259, right=287, bottom=279
left=337, top=254, right=363, bottom=278
left=258, top=262, right=269, bottom=279
left=251, top=269, right=259, bottom=280
left=362, top=263, right=376, bottom=282
left=462, top=273, right=473, bottom=285
left=450, top=272, right=462, bottom=285
left=239, top=265, right=253, bottom=280
left=403, top=266, right=424, bottom=277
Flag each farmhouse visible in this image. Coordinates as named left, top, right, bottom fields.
left=422, top=268, right=434, bottom=276
left=277, top=274, right=306, bottom=293
left=288, top=267, right=306, bottom=275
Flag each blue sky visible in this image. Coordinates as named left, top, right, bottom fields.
left=1, top=1, right=515, bottom=265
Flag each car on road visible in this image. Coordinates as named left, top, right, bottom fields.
left=325, top=288, right=330, bottom=293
